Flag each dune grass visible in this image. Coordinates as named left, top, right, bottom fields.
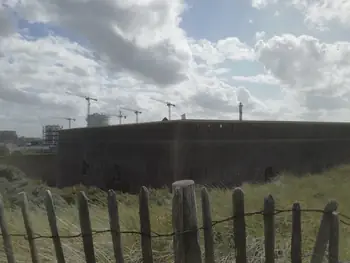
left=1, top=165, right=350, bottom=262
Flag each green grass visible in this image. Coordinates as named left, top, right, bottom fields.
left=1, top=165, right=350, bottom=262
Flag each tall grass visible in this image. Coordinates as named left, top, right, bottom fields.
left=2, top=165, right=350, bottom=262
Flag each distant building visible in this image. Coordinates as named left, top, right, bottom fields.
left=17, top=136, right=42, bottom=147
left=87, top=113, right=109, bottom=127
left=42, top=125, right=62, bottom=146
left=0, top=130, right=18, bottom=143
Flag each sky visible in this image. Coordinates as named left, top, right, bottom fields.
left=1, top=0, right=350, bottom=137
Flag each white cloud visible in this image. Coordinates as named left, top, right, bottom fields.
left=190, top=38, right=255, bottom=66
left=255, top=33, right=350, bottom=113
left=255, top=31, right=266, bottom=41
left=232, top=74, right=280, bottom=85
left=0, top=15, right=265, bottom=136
left=291, top=0, right=350, bottom=29
left=252, top=0, right=279, bottom=9
left=12, top=0, right=192, bottom=86
left=254, top=0, right=350, bottom=30
left=0, top=4, right=16, bottom=37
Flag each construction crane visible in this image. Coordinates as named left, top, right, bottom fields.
left=150, top=97, right=175, bottom=120
left=120, top=107, right=142, bottom=123
left=116, top=110, right=127, bottom=125
left=65, top=91, right=98, bottom=126
left=54, top=117, right=76, bottom=129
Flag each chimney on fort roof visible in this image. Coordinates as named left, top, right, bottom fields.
left=239, top=102, right=243, bottom=121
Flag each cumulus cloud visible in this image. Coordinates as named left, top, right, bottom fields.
left=291, top=0, right=350, bottom=29
left=0, top=4, right=16, bottom=37
left=255, top=34, right=350, bottom=112
left=232, top=74, right=280, bottom=85
left=189, top=84, right=266, bottom=119
left=252, top=0, right=279, bottom=9
left=13, top=0, right=192, bottom=86
left=190, top=38, right=255, bottom=65
left=253, top=0, right=350, bottom=30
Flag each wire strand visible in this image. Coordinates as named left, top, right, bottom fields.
left=1, top=208, right=348, bottom=241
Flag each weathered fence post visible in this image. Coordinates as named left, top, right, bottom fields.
left=310, top=200, right=338, bottom=263
left=328, top=212, right=339, bottom=263
left=263, top=195, right=275, bottom=263
left=201, top=188, right=214, bottom=263
left=44, top=190, right=66, bottom=263
left=77, top=191, right=96, bottom=263
left=233, top=188, right=247, bottom=263
left=107, top=190, right=124, bottom=263
left=172, top=180, right=202, bottom=263
left=0, top=194, right=15, bottom=263
left=20, top=192, right=40, bottom=263
left=172, top=187, right=184, bottom=263
left=291, top=203, right=301, bottom=263
left=139, top=186, right=153, bottom=263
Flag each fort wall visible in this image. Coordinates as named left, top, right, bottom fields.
left=3, top=120, right=350, bottom=191
left=57, top=122, right=179, bottom=192
left=56, top=120, right=350, bottom=191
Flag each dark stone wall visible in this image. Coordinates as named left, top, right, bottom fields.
left=176, top=139, right=350, bottom=186
left=0, top=154, right=58, bottom=185
left=177, top=120, right=350, bottom=140
left=57, top=121, right=179, bottom=192
left=56, top=120, right=350, bottom=191
left=174, top=121, right=350, bottom=185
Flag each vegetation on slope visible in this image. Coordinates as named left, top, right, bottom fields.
left=0, top=164, right=349, bottom=262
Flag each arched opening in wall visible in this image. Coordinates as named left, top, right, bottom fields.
left=264, top=166, right=275, bottom=182
left=81, top=160, right=89, bottom=177
left=114, top=164, right=122, bottom=182
left=231, top=124, right=235, bottom=132
left=106, top=164, right=123, bottom=190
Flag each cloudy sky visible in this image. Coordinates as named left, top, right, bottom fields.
left=1, top=0, right=350, bottom=136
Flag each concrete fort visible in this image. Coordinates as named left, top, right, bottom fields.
left=57, top=120, right=350, bottom=192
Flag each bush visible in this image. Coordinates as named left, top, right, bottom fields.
left=0, top=145, right=10, bottom=156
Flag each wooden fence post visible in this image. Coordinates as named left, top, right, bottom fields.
left=107, top=190, right=124, bottom=263
left=233, top=188, right=247, bottom=263
left=20, top=192, right=40, bottom=263
left=77, top=191, right=96, bottom=263
left=172, top=186, right=184, bottom=263
left=172, top=180, right=202, bottom=263
left=0, top=194, right=15, bottom=263
left=328, top=213, right=339, bottom=263
left=291, top=203, right=301, bottom=263
left=310, top=200, right=338, bottom=263
left=263, top=195, right=275, bottom=263
left=44, top=190, right=66, bottom=263
left=201, top=187, right=214, bottom=263
left=139, top=186, right=153, bottom=263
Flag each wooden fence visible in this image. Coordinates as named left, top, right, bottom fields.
left=0, top=179, right=340, bottom=263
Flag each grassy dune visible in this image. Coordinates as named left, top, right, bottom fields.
left=1, top=165, right=350, bottom=262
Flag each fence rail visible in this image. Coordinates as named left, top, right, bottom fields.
left=0, top=179, right=343, bottom=263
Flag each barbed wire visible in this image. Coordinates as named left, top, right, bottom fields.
left=1, top=208, right=349, bottom=241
